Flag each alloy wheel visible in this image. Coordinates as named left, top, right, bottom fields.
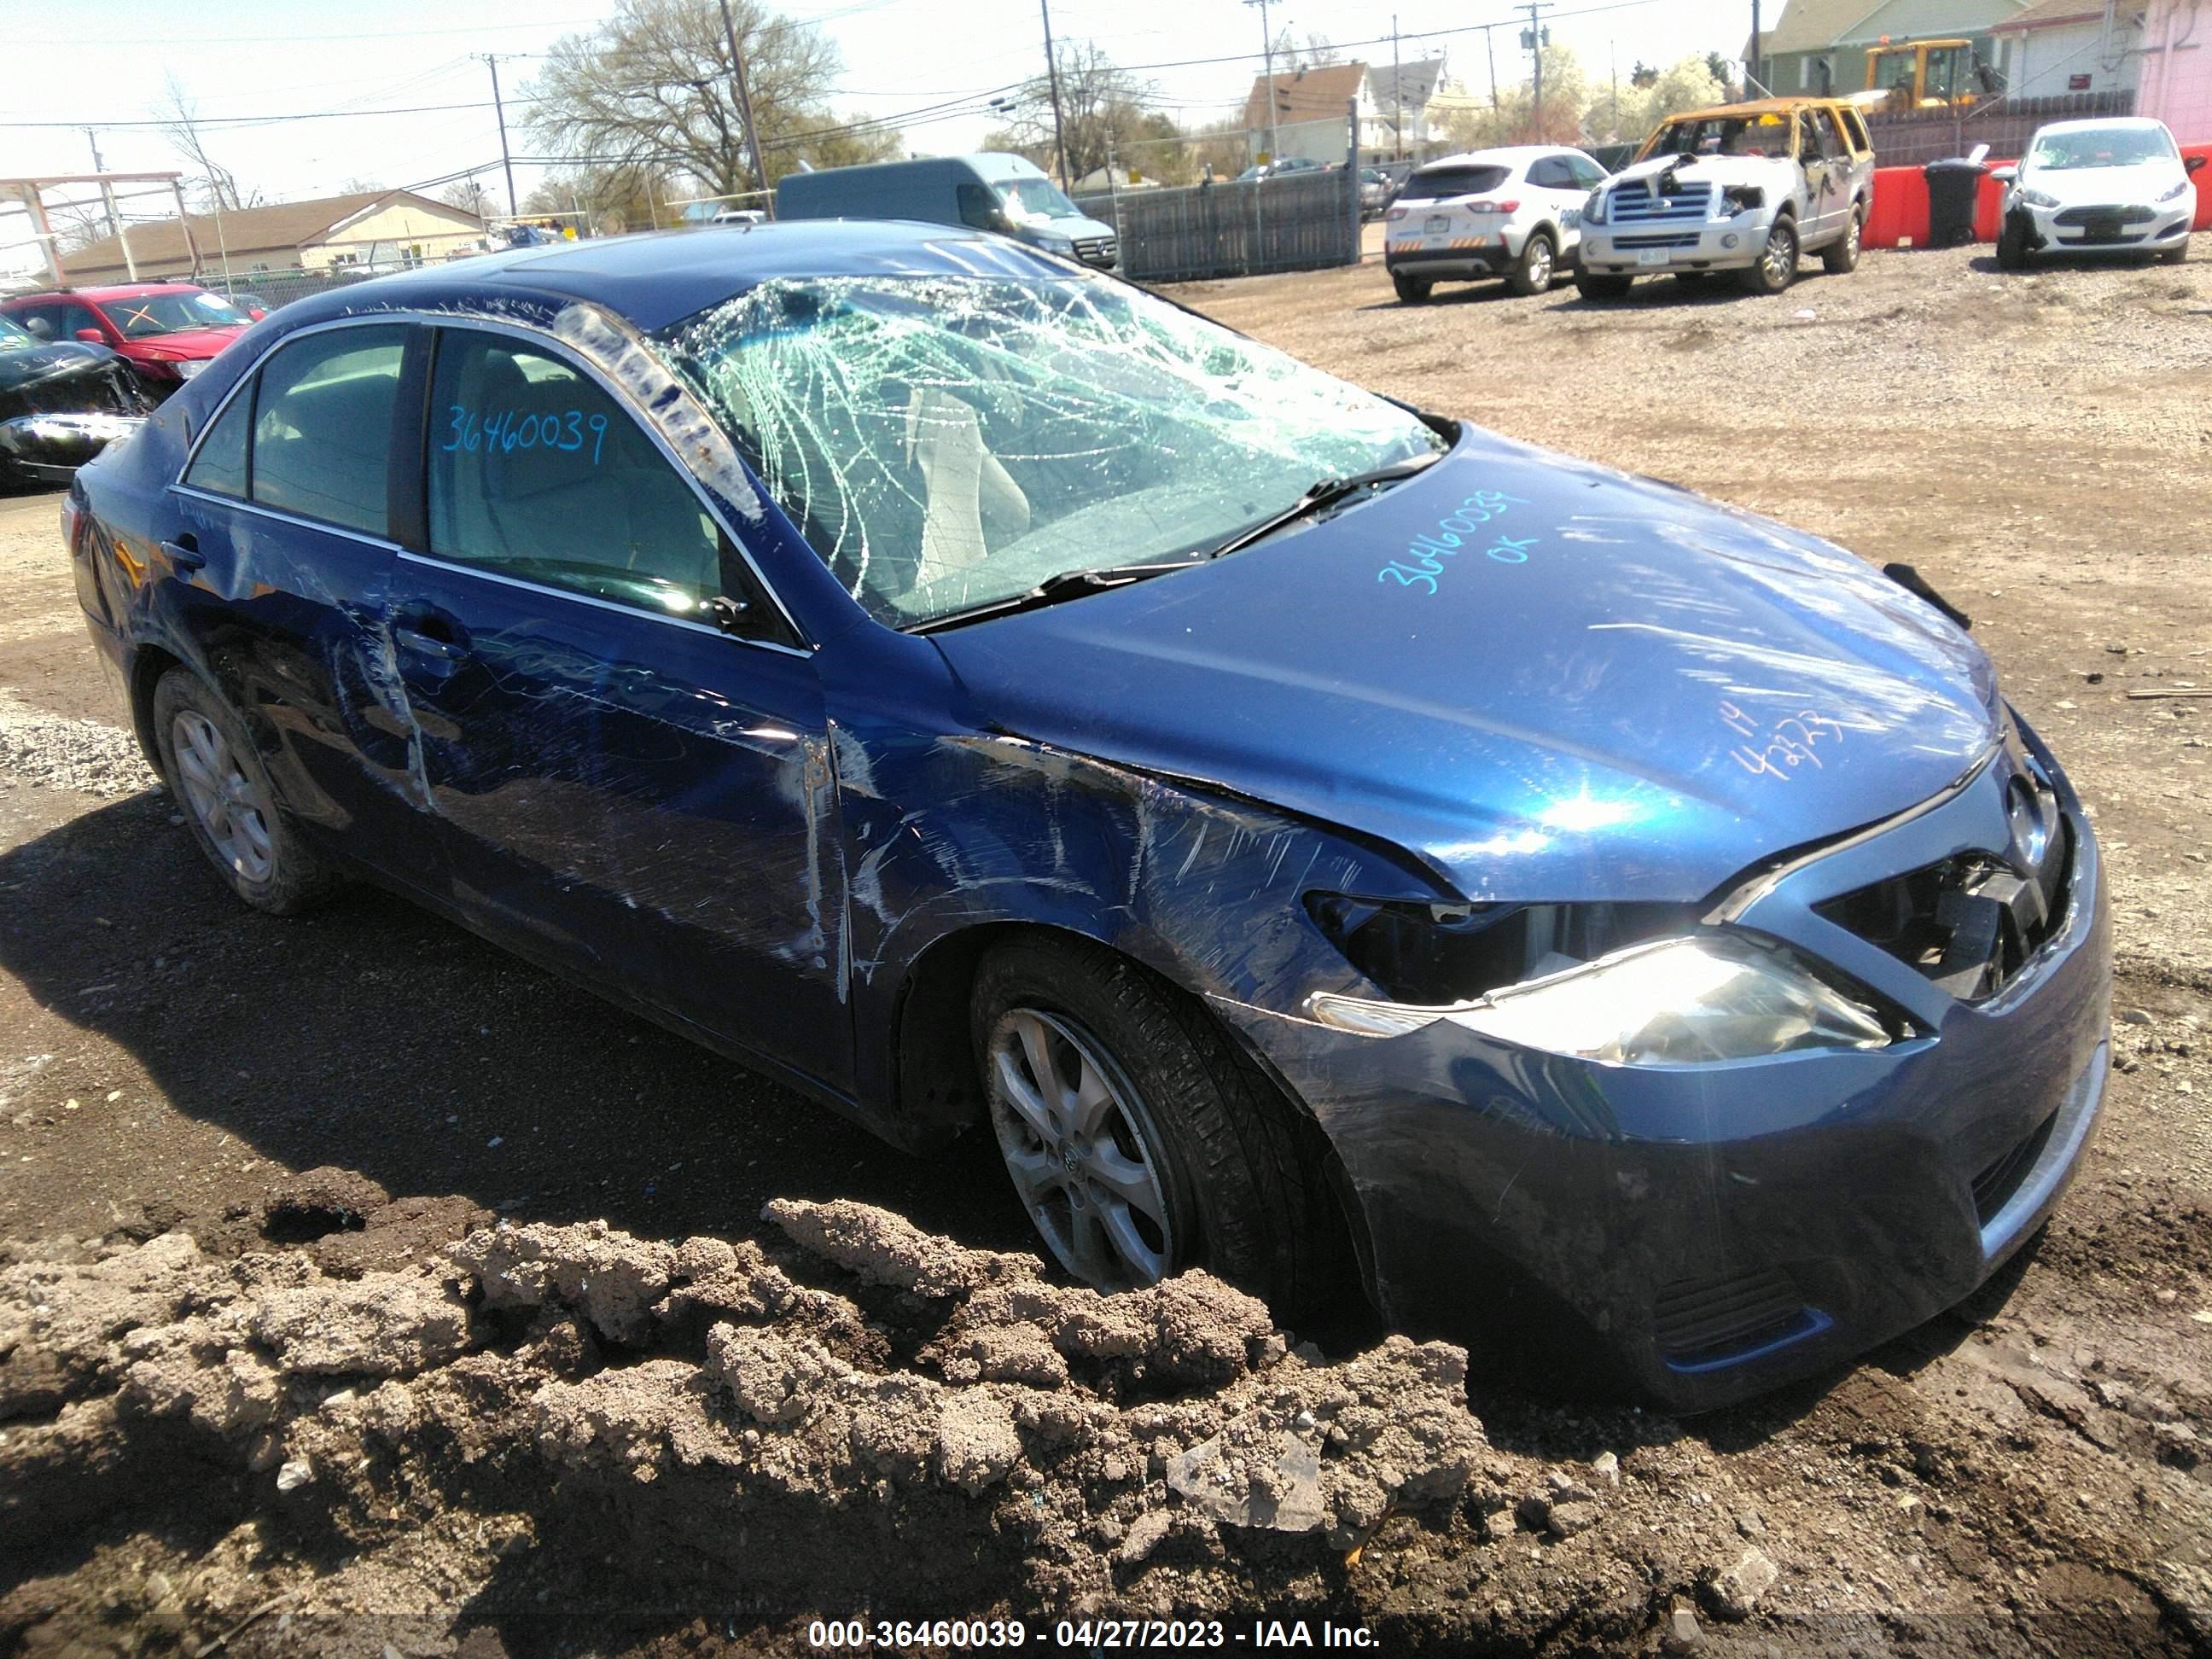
left=1762, top=224, right=1797, bottom=285
left=986, top=1007, right=1175, bottom=1291
left=171, top=711, right=276, bottom=884
left=1526, top=239, right=1552, bottom=288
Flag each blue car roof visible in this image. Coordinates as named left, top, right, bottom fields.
left=272, top=220, right=1076, bottom=335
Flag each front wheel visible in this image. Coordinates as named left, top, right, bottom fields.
left=1507, top=229, right=1557, bottom=296
left=1741, top=217, right=1798, bottom=294
left=2158, top=239, right=2189, bottom=265
left=152, top=670, right=338, bottom=915
left=1996, top=217, right=2033, bottom=271
left=1822, top=206, right=1864, bottom=273
left=971, top=935, right=1338, bottom=1313
left=1391, top=272, right=1433, bottom=304
left=1575, top=270, right=1634, bottom=301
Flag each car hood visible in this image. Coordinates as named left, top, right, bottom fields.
left=0, top=337, right=116, bottom=393
left=928, top=427, right=2000, bottom=905
left=2023, top=160, right=2190, bottom=204
left=1610, top=153, right=1794, bottom=192
left=119, top=327, right=244, bottom=360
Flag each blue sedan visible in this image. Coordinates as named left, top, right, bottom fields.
left=60, top=222, right=2110, bottom=1409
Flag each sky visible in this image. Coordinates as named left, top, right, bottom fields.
left=2, top=0, right=1746, bottom=272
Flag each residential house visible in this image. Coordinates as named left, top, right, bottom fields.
left=1987, top=2, right=2143, bottom=98
left=1243, top=61, right=1369, bottom=164
left=57, top=189, right=488, bottom=285
left=1748, top=0, right=2033, bottom=97
left=1362, top=57, right=1450, bottom=160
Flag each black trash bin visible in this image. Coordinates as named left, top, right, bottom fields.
left=1924, top=158, right=1988, bottom=247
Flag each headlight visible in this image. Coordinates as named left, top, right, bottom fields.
left=1309, top=933, right=1894, bottom=1065
left=1582, top=189, right=1608, bottom=225
left=2157, top=179, right=2190, bottom=203
left=2020, top=189, right=2060, bottom=209
left=1036, top=235, right=1076, bottom=255
left=1720, top=185, right=1765, bottom=216
left=175, top=359, right=206, bottom=380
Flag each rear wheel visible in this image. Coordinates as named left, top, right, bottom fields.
left=1741, top=216, right=1798, bottom=294
left=1392, top=272, right=1433, bottom=304
left=1575, top=270, right=1634, bottom=301
left=1506, top=229, right=1557, bottom=296
left=972, top=934, right=1338, bottom=1314
left=1822, top=205, right=1865, bottom=273
left=152, top=670, right=338, bottom=915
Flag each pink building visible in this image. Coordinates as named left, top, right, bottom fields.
left=2140, top=0, right=2212, bottom=144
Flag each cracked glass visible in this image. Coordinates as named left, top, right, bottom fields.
left=658, top=275, right=1445, bottom=628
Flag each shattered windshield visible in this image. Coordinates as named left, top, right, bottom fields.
left=659, top=275, right=1445, bottom=628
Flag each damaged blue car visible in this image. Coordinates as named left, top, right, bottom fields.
left=62, top=224, right=2109, bottom=1409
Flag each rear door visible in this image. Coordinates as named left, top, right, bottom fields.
left=166, top=319, right=448, bottom=887
left=387, top=321, right=848, bottom=1091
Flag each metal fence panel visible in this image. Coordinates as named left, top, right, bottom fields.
left=1085, top=168, right=1359, bottom=283
left=1863, top=89, right=2136, bottom=167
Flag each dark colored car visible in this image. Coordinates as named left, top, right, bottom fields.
left=61, top=224, right=2110, bottom=1410
left=0, top=311, right=145, bottom=485
left=3, top=282, right=255, bottom=404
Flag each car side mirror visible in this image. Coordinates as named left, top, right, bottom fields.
left=703, top=594, right=754, bottom=634
left=2188, top=154, right=2208, bottom=174
left=75, top=328, right=106, bottom=345
left=1990, top=165, right=2017, bottom=183
left=248, top=307, right=266, bottom=321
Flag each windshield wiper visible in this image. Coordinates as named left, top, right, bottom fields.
left=1202, top=452, right=1444, bottom=562
left=908, top=561, right=1196, bottom=634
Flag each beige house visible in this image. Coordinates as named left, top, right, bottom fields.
left=60, top=189, right=488, bottom=284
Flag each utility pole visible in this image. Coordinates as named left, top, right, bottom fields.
left=1391, top=15, right=1402, bottom=160
left=716, top=0, right=773, bottom=217
left=1039, top=0, right=1071, bottom=189
left=1243, top=0, right=1276, bottom=164
left=1520, top=3, right=1553, bottom=142
left=1749, top=0, right=1761, bottom=96
left=1486, top=23, right=1499, bottom=110
left=483, top=55, right=517, bottom=218
left=84, top=129, right=121, bottom=239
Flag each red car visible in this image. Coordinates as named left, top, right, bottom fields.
left=0, top=283, right=259, bottom=403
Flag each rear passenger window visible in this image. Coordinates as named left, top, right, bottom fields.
left=1527, top=157, right=1575, bottom=189
left=250, top=326, right=405, bottom=536
left=425, top=329, right=745, bottom=622
left=183, top=391, right=251, bottom=499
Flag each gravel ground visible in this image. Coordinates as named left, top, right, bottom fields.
left=2, top=239, right=2210, bottom=1656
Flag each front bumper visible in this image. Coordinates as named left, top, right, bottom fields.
left=1580, top=217, right=1766, bottom=276
left=1216, top=725, right=2111, bottom=1412
left=0, top=410, right=143, bottom=481
left=2011, top=200, right=2193, bottom=253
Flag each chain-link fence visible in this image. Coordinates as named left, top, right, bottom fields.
left=1863, top=88, right=2135, bottom=167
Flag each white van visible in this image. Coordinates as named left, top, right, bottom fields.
left=776, top=154, right=1117, bottom=270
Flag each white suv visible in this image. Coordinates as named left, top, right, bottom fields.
left=1994, top=117, right=2203, bottom=268
left=1383, top=146, right=1612, bottom=301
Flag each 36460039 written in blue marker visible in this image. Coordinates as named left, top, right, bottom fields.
left=445, top=405, right=608, bottom=463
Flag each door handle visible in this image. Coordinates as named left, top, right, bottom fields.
left=393, top=611, right=472, bottom=669
left=160, top=535, right=205, bottom=572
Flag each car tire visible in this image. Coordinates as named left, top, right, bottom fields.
left=152, top=670, right=339, bottom=916
left=971, top=934, right=1338, bottom=1314
left=1507, top=229, right=1557, bottom=296
left=1995, top=218, right=2033, bottom=271
left=1822, top=205, right=1865, bottom=273
left=1741, top=216, right=1798, bottom=294
left=1575, top=271, right=1634, bottom=301
left=1392, top=272, right=1433, bottom=304
left=2158, top=240, right=2188, bottom=265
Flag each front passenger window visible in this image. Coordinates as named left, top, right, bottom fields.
left=425, top=329, right=764, bottom=627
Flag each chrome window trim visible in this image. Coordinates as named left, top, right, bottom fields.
left=171, top=482, right=404, bottom=556
left=172, top=307, right=812, bottom=650
left=394, top=549, right=812, bottom=658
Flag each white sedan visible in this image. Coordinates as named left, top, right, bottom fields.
left=1382, top=146, right=1612, bottom=301
left=1994, top=116, right=2203, bottom=268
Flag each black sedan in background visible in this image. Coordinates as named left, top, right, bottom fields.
left=0, top=312, right=145, bottom=486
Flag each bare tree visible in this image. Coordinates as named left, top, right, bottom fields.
left=157, top=76, right=260, bottom=212
left=1270, top=28, right=1341, bottom=70
left=981, top=44, right=1167, bottom=187
left=525, top=0, right=896, bottom=201
left=440, top=178, right=494, bottom=218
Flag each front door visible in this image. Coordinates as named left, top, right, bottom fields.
left=388, top=322, right=848, bottom=1091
